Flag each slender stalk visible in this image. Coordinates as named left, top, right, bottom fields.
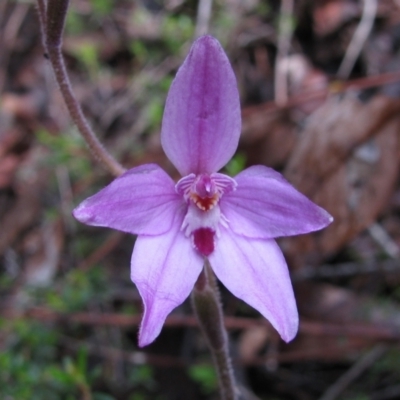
left=194, top=0, right=213, bottom=38
left=191, top=260, right=238, bottom=400
left=274, top=0, right=294, bottom=106
left=337, top=0, right=377, bottom=80
left=36, top=0, right=126, bottom=177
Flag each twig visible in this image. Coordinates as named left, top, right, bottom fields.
left=36, top=0, right=126, bottom=177
left=368, top=223, right=400, bottom=259
left=78, top=231, right=125, bottom=270
left=371, top=383, right=400, bottom=400
left=61, top=335, right=186, bottom=367
left=242, top=70, right=400, bottom=119
left=62, top=335, right=387, bottom=368
left=274, top=0, right=294, bottom=106
left=7, top=307, right=400, bottom=342
left=293, top=258, right=400, bottom=280
left=337, top=0, right=378, bottom=79
left=194, top=0, right=213, bottom=38
left=318, top=344, right=387, bottom=400
left=56, top=165, right=75, bottom=231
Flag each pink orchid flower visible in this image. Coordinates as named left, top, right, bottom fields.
left=73, top=35, right=332, bottom=347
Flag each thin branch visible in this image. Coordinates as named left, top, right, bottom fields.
left=242, top=70, right=400, bottom=118
left=37, top=0, right=126, bottom=177
left=274, top=0, right=294, bottom=106
left=337, top=0, right=378, bottom=79
left=368, top=222, right=400, bottom=259
left=7, top=307, right=400, bottom=341
left=194, top=0, right=213, bottom=38
left=78, top=231, right=125, bottom=270
left=293, top=258, right=400, bottom=280
left=318, top=344, right=387, bottom=400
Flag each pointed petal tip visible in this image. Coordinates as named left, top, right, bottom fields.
left=131, top=229, right=203, bottom=348
left=210, top=231, right=299, bottom=345
left=267, top=302, right=299, bottom=343
left=138, top=324, right=160, bottom=348
left=161, top=34, right=241, bottom=175
left=314, top=207, right=334, bottom=231
left=223, top=165, right=334, bottom=239
left=279, top=314, right=299, bottom=343
left=72, top=201, right=91, bottom=223
left=136, top=297, right=166, bottom=348
left=192, top=34, right=223, bottom=51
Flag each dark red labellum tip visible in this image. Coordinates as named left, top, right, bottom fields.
left=193, top=228, right=215, bottom=256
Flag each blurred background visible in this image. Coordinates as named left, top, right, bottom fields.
left=2, top=0, right=400, bottom=399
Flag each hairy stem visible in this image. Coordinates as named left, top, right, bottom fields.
left=192, top=260, right=238, bottom=400
left=37, top=0, right=126, bottom=177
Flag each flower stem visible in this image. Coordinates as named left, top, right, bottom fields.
left=191, top=260, right=238, bottom=400
left=36, top=0, right=126, bottom=177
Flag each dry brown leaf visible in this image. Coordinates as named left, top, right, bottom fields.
left=276, top=281, right=400, bottom=362
left=282, top=94, right=400, bottom=266
left=241, top=109, right=297, bottom=167
left=296, top=281, right=400, bottom=330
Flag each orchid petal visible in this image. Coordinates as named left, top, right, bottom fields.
left=221, top=165, right=333, bottom=239
left=131, top=210, right=203, bottom=347
left=161, top=35, right=241, bottom=176
left=73, top=164, right=182, bottom=236
left=209, top=228, right=298, bottom=342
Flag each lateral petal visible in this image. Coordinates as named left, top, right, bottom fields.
left=131, top=212, right=203, bottom=347
left=73, top=164, right=183, bottom=236
left=221, top=165, right=333, bottom=239
left=161, top=35, right=241, bottom=176
left=209, top=228, right=298, bottom=342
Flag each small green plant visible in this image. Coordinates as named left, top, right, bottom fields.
left=188, top=364, right=218, bottom=395
left=224, top=152, right=246, bottom=176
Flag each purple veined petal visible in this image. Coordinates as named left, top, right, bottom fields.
left=221, top=165, right=333, bottom=239
left=131, top=208, right=203, bottom=347
left=73, top=164, right=183, bottom=236
left=209, top=227, right=298, bottom=342
left=161, top=35, right=241, bottom=176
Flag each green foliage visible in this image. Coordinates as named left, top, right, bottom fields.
left=65, top=0, right=113, bottom=34
left=32, top=266, right=109, bottom=312
left=36, top=129, right=91, bottom=180
left=0, top=273, right=14, bottom=291
left=0, top=254, right=157, bottom=398
left=90, top=0, right=114, bottom=16
left=129, top=365, right=156, bottom=389
left=65, top=7, right=86, bottom=35
left=145, top=98, right=164, bottom=130
left=372, top=348, right=400, bottom=377
left=159, top=76, right=173, bottom=92
left=188, top=364, right=218, bottom=394
left=342, top=395, right=369, bottom=400
left=162, top=15, right=194, bottom=54
left=130, top=40, right=149, bottom=64
left=256, top=2, right=272, bottom=16
left=224, top=153, right=246, bottom=176
left=70, top=42, right=101, bottom=76
left=0, top=320, right=95, bottom=399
